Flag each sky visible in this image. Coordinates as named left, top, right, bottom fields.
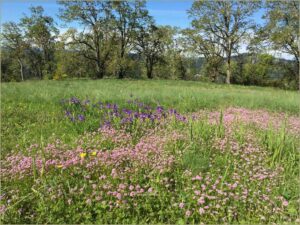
left=1, top=0, right=265, bottom=29
left=0, top=0, right=292, bottom=59
left=1, top=0, right=192, bottom=28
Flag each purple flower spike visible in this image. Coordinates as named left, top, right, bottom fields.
left=78, top=115, right=85, bottom=121
left=169, top=109, right=177, bottom=114
left=156, top=106, right=164, bottom=113
left=70, top=97, right=80, bottom=104
left=65, top=110, right=71, bottom=116
left=123, top=109, right=132, bottom=115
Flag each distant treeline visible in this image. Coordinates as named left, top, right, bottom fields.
left=1, top=1, right=299, bottom=90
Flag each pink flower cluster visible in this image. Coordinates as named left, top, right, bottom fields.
left=178, top=124, right=290, bottom=220
left=1, top=127, right=184, bottom=179
left=2, top=107, right=298, bottom=223
left=193, top=107, right=300, bottom=136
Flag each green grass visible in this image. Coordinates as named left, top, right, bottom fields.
left=1, top=79, right=299, bottom=224
left=1, top=79, right=299, bottom=155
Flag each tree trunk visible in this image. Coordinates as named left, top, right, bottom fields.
left=146, top=58, right=153, bottom=79
left=226, top=57, right=231, bottom=84
left=212, top=67, right=217, bottom=82
left=296, top=58, right=300, bottom=91
left=295, top=43, right=299, bottom=91
left=39, top=66, right=43, bottom=80
left=95, top=43, right=104, bottom=79
left=17, top=58, right=24, bottom=81
left=118, top=69, right=125, bottom=79
left=298, top=62, right=300, bottom=91
left=96, top=61, right=104, bottom=79
left=147, top=64, right=153, bottom=79
left=96, top=70, right=104, bottom=79
left=118, top=44, right=125, bottom=79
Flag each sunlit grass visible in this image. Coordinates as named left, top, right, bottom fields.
left=1, top=79, right=299, bottom=154
left=1, top=82, right=299, bottom=223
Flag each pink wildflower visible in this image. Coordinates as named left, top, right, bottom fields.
left=185, top=210, right=191, bottom=217
left=194, top=190, right=200, bottom=195
left=198, top=207, right=205, bottom=215
left=197, top=197, right=205, bottom=205
left=179, top=202, right=185, bottom=208
left=116, top=193, right=122, bottom=200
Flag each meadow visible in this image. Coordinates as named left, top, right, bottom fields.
left=1, top=79, right=300, bottom=224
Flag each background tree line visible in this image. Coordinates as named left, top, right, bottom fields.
left=1, top=0, right=299, bottom=90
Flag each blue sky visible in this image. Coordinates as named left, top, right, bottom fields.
left=1, top=0, right=265, bottom=29
left=3, top=1, right=292, bottom=59
left=1, top=0, right=192, bottom=28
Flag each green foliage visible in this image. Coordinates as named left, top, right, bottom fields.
left=136, top=25, right=172, bottom=79
left=1, top=22, right=28, bottom=81
left=261, top=1, right=299, bottom=89
left=0, top=52, right=22, bottom=82
left=1, top=6, right=58, bottom=81
left=1, top=2, right=299, bottom=90
left=58, top=1, right=115, bottom=79
left=53, top=42, right=95, bottom=79
left=111, top=0, right=151, bottom=79
left=21, top=6, right=58, bottom=79
left=263, top=1, right=299, bottom=61
left=234, top=54, right=275, bottom=85
left=187, top=0, right=259, bottom=84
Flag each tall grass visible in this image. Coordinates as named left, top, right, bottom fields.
left=1, top=79, right=299, bottom=155
left=1, top=86, right=299, bottom=223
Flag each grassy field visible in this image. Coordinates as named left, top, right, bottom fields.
left=1, top=79, right=299, bottom=154
left=1, top=79, right=300, bottom=223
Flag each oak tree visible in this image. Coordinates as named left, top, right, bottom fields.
left=188, top=0, right=259, bottom=84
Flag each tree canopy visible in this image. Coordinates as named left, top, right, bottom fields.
left=1, top=1, right=299, bottom=90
